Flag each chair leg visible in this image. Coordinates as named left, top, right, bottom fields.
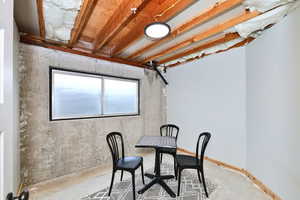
left=177, top=168, right=182, bottom=196
left=197, top=169, right=202, bottom=183
left=175, top=157, right=178, bottom=180
left=131, top=172, right=136, bottom=200
left=141, top=161, right=145, bottom=185
left=120, top=170, right=124, bottom=181
left=108, top=170, right=116, bottom=196
left=201, top=170, right=209, bottom=198
left=154, top=154, right=157, bottom=173
left=173, top=155, right=177, bottom=178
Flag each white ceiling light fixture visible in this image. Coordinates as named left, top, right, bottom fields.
left=144, top=22, right=171, bottom=40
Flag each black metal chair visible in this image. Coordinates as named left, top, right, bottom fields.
left=6, top=190, right=29, bottom=200
left=176, top=132, right=211, bottom=197
left=158, top=124, right=179, bottom=176
left=106, top=132, right=145, bottom=200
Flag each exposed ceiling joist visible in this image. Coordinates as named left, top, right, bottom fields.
left=127, top=0, right=244, bottom=60
left=36, top=0, right=45, bottom=39
left=111, top=0, right=196, bottom=56
left=159, top=32, right=240, bottom=64
left=142, top=10, right=260, bottom=63
left=69, top=0, right=98, bottom=47
left=15, top=0, right=297, bottom=70
left=20, top=34, right=148, bottom=69
left=93, top=0, right=151, bottom=52
left=166, top=37, right=254, bottom=68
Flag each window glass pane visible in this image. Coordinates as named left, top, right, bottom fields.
left=0, top=29, right=3, bottom=104
left=52, top=71, right=102, bottom=119
left=103, top=78, right=138, bottom=115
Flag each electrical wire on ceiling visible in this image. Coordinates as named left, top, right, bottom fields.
left=154, top=0, right=181, bottom=20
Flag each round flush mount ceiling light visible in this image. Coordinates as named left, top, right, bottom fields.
left=144, top=22, right=171, bottom=40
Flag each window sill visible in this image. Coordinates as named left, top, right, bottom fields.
left=50, top=113, right=140, bottom=121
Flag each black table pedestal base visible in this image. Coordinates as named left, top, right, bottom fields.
left=138, top=173, right=175, bottom=197
left=137, top=149, right=176, bottom=198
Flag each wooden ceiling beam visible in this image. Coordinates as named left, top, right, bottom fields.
left=142, top=10, right=260, bottom=63
left=20, top=34, right=148, bottom=69
left=111, top=0, right=196, bottom=56
left=166, top=37, right=255, bottom=68
left=93, top=0, right=151, bottom=52
left=69, top=0, right=98, bottom=47
left=127, top=0, right=244, bottom=60
left=36, top=0, right=45, bottom=39
left=159, top=32, right=240, bottom=64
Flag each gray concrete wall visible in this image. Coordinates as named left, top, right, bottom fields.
left=19, top=44, right=166, bottom=185
left=13, top=20, right=20, bottom=195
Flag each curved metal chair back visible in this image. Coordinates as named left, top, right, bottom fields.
left=195, top=132, right=211, bottom=167
left=6, top=190, right=29, bottom=200
left=160, top=124, right=180, bottom=140
left=106, top=132, right=125, bottom=168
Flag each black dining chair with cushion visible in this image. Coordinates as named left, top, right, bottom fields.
left=106, top=132, right=145, bottom=200
left=157, top=124, right=179, bottom=176
left=176, top=132, right=211, bottom=197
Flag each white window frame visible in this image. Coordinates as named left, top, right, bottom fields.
left=0, top=132, right=3, bottom=200
left=50, top=67, right=140, bottom=121
left=0, top=2, right=5, bottom=196
left=0, top=28, right=4, bottom=104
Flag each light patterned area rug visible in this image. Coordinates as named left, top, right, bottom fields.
left=82, top=164, right=217, bottom=200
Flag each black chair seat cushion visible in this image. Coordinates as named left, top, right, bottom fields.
left=117, top=156, right=142, bottom=170
left=176, top=154, right=201, bottom=168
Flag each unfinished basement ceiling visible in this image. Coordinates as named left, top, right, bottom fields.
left=15, top=0, right=300, bottom=69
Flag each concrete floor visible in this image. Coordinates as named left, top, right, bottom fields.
left=28, top=152, right=271, bottom=200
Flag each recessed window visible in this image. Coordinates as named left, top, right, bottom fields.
left=50, top=68, right=140, bottom=120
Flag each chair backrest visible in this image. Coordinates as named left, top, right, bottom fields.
left=6, top=190, right=29, bottom=200
left=195, top=132, right=211, bottom=167
left=106, top=132, right=125, bottom=168
left=160, top=124, right=180, bottom=140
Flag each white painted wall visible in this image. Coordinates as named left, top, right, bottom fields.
left=167, top=48, right=247, bottom=168
left=0, top=0, right=20, bottom=198
left=246, top=8, right=300, bottom=200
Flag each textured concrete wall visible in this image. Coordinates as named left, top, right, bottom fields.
left=19, top=44, right=166, bottom=185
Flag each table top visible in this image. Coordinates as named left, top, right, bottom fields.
left=135, top=136, right=176, bottom=149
